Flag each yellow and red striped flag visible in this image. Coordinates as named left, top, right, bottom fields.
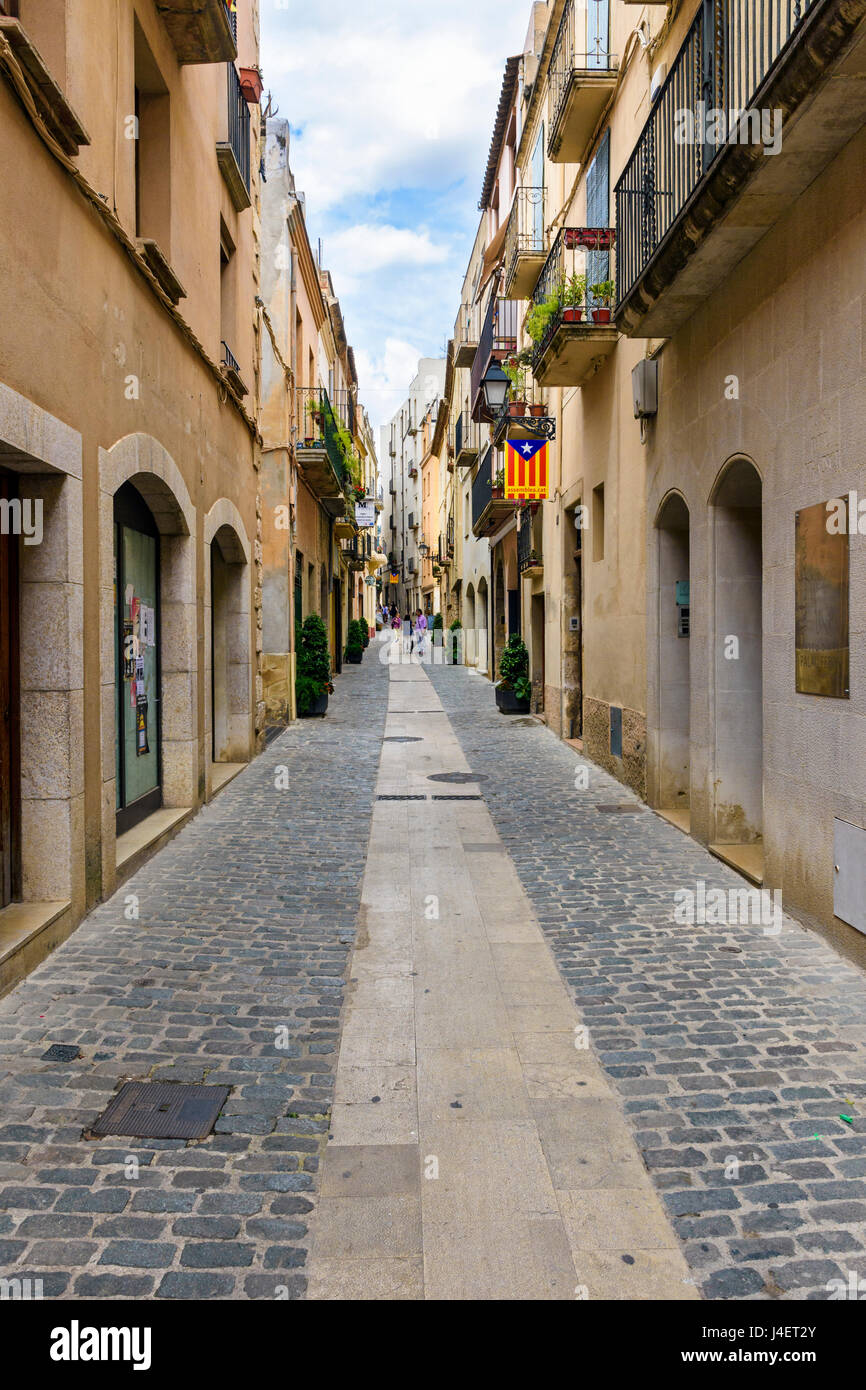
left=505, top=438, right=549, bottom=501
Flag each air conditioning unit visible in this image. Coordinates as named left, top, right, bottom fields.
left=632, top=359, right=658, bottom=419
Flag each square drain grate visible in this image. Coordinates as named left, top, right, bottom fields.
left=87, top=1081, right=230, bottom=1141
left=377, top=794, right=427, bottom=801
left=432, top=794, right=483, bottom=801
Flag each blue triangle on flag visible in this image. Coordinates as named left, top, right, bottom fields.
left=507, top=437, right=547, bottom=461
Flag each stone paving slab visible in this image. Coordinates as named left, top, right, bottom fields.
left=426, top=661, right=866, bottom=1300
left=0, top=650, right=389, bottom=1299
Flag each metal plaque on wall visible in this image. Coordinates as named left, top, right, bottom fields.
left=795, top=499, right=849, bottom=698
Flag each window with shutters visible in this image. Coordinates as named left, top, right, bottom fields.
left=586, top=130, right=610, bottom=307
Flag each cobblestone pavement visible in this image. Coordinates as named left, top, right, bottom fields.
left=0, top=650, right=389, bottom=1300
left=426, top=662, right=866, bottom=1300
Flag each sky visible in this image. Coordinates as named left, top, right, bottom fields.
left=260, top=0, right=533, bottom=436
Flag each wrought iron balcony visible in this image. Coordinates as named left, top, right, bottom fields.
left=217, top=62, right=251, bottom=211
left=471, top=448, right=515, bottom=539
left=220, top=341, right=247, bottom=396
left=470, top=294, right=521, bottom=423
left=528, top=226, right=618, bottom=387
left=615, top=0, right=864, bottom=337
left=454, top=412, right=482, bottom=468
left=155, top=0, right=237, bottom=65
left=518, top=505, right=543, bottom=576
left=296, top=388, right=350, bottom=517
left=454, top=304, right=479, bottom=369
left=548, top=0, right=617, bottom=163
left=503, top=187, right=548, bottom=299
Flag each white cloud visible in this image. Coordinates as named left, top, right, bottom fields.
left=353, top=338, right=428, bottom=438
left=326, top=225, right=450, bottom=277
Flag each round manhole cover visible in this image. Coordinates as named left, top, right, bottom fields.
left=427, top=772, right=489, bottom=784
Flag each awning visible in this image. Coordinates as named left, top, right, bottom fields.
left=477, top=220, right=508, bottom=299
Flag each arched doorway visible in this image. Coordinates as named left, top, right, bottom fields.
left=655, top=491, right=691, bottom=829
left=710, top=457, right=763, bottom=872
left=476, top=577, right=489, bottom=675
left=464, top=582, right=476, bottom=667
left=209, top=522, right=250, bottom=767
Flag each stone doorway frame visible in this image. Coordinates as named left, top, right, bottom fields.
left=99, top=434, right=197, bottom=895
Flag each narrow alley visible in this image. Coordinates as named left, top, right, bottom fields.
left=2, top=639, right=865, bottom=1303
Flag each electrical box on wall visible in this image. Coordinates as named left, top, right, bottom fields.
left=834, top=818, right=866, bottom=935
left=569, top=616, right=580, bottom=632
left=632, top=359, right=658, bottom=418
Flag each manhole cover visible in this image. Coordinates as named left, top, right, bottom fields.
left=87, top=1082, right=230, bottom=1141
left=595, top=805, right=644, bottom=814
left=427, top=772, right=488, bottom=784
left=41, top=1044, right=81, bottom=1063
left=383, top=737, right=423, bottom=743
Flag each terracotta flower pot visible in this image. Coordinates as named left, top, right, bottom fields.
left=563, top=307, right=583, bottom=322
left=508, top=401, right=527, bottom=418
left=239, top=68, right=264, bottom=104
left=528, top=404, right=545, bottom=418
left=592, top=307, right=612, bottom=324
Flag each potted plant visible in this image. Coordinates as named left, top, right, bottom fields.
left=345, top=619, right=365, bottom=665
left=495, top=633, right=532, bottom=714
left=360, top=619, right=370, bottom=649
left=528, top=399, right=546, bottom=418
left=502, top=355, right=527, bottom=417
left=492, top=467, right=505, bottom=499
left=448, top=618, right=463, bottom=666
left=563, top=272, right=587, bottom=322
left=589, top=280, right=616, bottom=324
left=239, top=67, right=264, bottom=104
left=296, top=614, right=334, bottom=717
left=526, top=284, right=564, bottom=345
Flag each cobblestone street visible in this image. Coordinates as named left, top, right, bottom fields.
left=1, top=645, right=866, bottom=1300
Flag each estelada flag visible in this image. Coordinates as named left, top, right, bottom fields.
left=505, top=437, right=549, bottom=501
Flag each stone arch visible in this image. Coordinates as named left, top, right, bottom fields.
left=203, top=499, right=253, bottom=791
left=476, top=575, right=490, bottom=676
left=464, top=582, right=476, bottom=666
left=652, top=490, right=692, bottom=819
left=98, top=435, right=198, bottom=889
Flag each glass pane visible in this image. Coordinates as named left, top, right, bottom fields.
left=120, top=526, right=159, bottom=807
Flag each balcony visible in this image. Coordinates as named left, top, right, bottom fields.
left=454, top=412, right=482, bottom=468
left=220, top=341, right=247, bottom=396
left=0, top=18, right=90, bottom=156
left=529, top=227, right=618, bottom=387
left=548, top=0, right=617, bottom=163
left=503, top=187, right=548, bottom=299
left=155, top=0, right=237, bottom=64
left=454, top=304, right=479, bottom=369
left=470, top=294, right=521, bottom=422
left=295, top=388, right=350, bottom=517
left=615, top=0, right=866, bottom=338
left=472, top=449, right=516, bottom=539
left=216, top=63, right=251, bottom=211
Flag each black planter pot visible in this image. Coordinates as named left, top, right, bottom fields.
left=495, top=685, right=531, bottom=715
left=300, top=691, right=329, bottom=718
left=346, top=651, right=363, bottom=665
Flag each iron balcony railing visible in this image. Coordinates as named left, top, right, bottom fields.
left=503, top=187, right=547, bottom=292
left=221, top=341, right=241, bottom=374
left=297, top=387, right=353, bottom=485
left=471, top=448, right=494, bottom=531
left=456, top=303, right=478, bottom=349
left=518, top=506, right=539, bottom=573
left=454, top=411, right=481, bottom=462
left=471, top=293, right=521, bottom=414
left=226, top=60, right=251, bottom=194
left=529, top=226, right=616, bottom=364
left=615, top=0, right=818, bottom=303
left=549, top=0, right=616, bottom=136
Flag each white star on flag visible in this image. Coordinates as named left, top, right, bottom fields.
left=521, top=443, right=533, bottom=455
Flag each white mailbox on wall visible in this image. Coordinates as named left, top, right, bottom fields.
left=834, top=818, right=866, bottom=935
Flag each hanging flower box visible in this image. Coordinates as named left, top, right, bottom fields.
left=239, top=67, right=264, bottom=104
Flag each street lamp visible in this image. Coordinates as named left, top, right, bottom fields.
left=481, top=361, right=509, bottom=414
left=418, top=541, right=430, bottom=558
